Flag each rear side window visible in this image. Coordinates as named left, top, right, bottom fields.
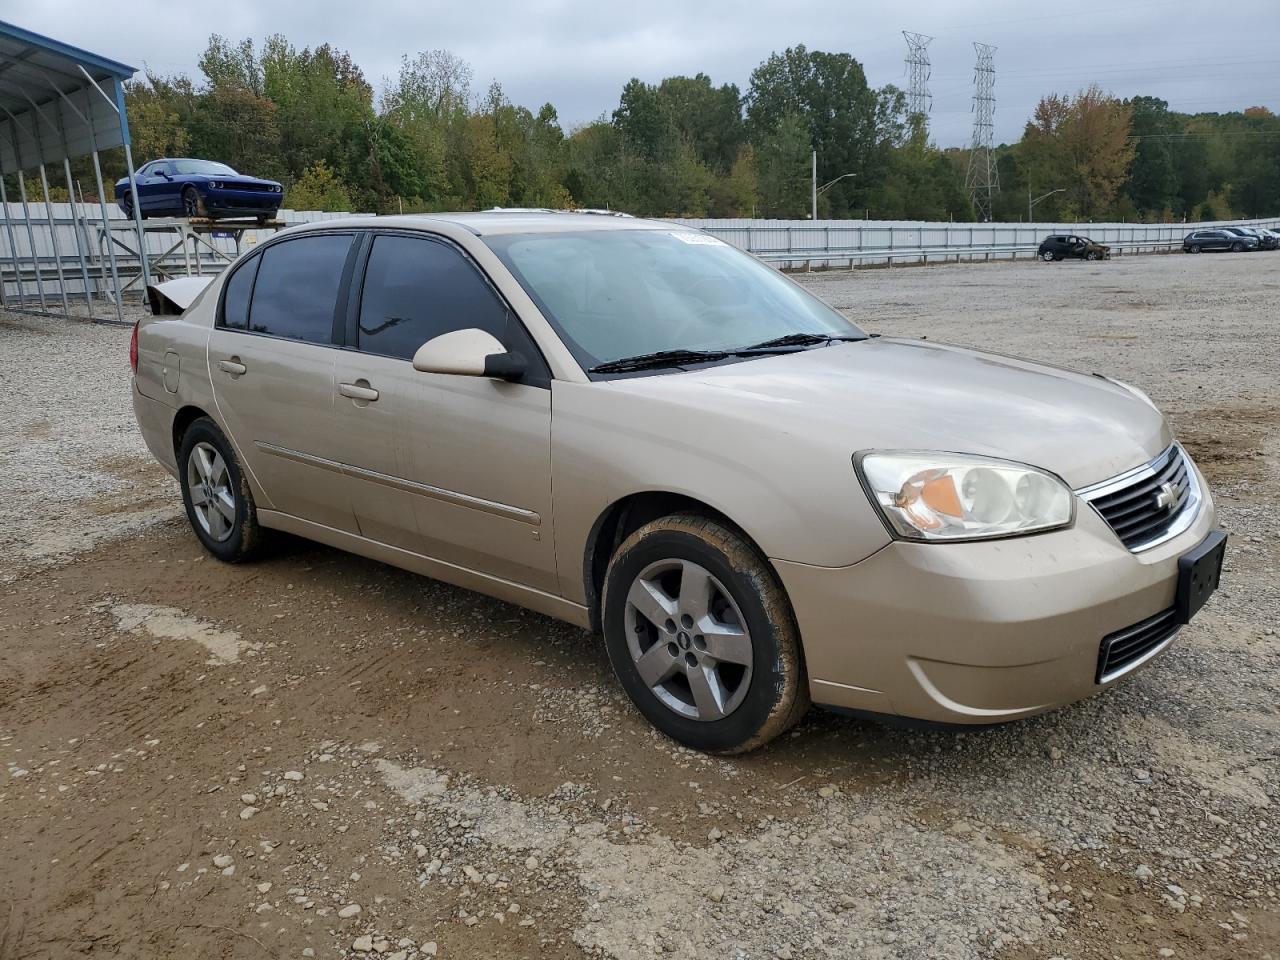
left=357, top=235, right=508, bottom=360
left=248, top=234, right=352, bottom=344
left=220, top=255, right=259, bottom=330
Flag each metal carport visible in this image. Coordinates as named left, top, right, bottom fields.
left=0, top=19, right=148, bottom=323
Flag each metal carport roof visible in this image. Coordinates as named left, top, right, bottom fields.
left=0, top=20, right=137, bottom=174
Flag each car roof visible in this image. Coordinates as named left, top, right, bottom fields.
left=285, top=209, right=692, bottom=237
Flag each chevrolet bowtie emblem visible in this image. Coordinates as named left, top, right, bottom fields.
left=1153, top=481, right=1179, bottom=512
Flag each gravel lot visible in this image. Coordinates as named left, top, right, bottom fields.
left=1, top=252, right=1277, bottom=960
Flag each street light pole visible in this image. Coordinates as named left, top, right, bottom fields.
left=811, top=150, right=817, bottom=222
left=1029, top=187, right=1065, bottom=223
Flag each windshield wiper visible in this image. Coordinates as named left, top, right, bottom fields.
left=735, top=332, right=864, bottom=353
left=589, top=349, right=730, bottom=374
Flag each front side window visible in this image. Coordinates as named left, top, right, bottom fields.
left=357, top=235, right=508, bottom=360
left=248, top=234, right=352, bottom=344
left=484, top=229, right=862, bottom=372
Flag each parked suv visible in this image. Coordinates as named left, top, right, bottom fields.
left=1038, top=235, right=1111, bottom=261
left=1183, top=230, right=1258, bottom=253
left=131, top=212, right=1225, bottom=753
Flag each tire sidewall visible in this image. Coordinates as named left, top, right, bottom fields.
left=602, top=525, right=795, bottom=753
left=178, top=418, right=252, bottom=562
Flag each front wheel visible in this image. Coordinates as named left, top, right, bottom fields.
left=178, top=417, right=262, bottom=562
left=1085, top=250, right=1099, bottom=261
left=182, top=186, right=205, bottom=219
left=1231, top=241, right=1244, bottom=253
left=601, top=514, right=809, bottom=754
left=1040, top=250, right=1055, bottom=262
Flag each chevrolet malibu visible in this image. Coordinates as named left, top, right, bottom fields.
left=130, top=211, right=1226, bottom=753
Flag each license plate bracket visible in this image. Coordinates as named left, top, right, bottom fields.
left=1175, top=529, right=1227, bottom=625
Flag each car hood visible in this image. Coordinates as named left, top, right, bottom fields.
left=208, top=174, right=280, bottom=188
left=601, top=337, right=1171, bottom=489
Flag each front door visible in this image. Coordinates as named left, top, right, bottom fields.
left=208, top=231, right=360, bottom=533
left=329, top=232, right=558, bottom=593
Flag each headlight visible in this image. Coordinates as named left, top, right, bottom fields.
left=209, top=181, right=222, bottom=189
left=857, top=452, right=1074, bottom=542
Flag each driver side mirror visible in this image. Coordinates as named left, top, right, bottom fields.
left=412, top=328, right=526, bottom=381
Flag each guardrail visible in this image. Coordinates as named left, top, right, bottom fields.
left=679, top=217, right=1280, bottom=270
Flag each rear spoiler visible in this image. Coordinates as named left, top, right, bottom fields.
left=146, top=276, right=216, bottom=316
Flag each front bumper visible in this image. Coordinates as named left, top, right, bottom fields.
left=202, top=187, right=282, bottom=216
left=776, top=459, right=1219, bottom=724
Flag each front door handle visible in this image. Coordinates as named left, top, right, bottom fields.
left=217, top=358, right=246, bottom=376
left=338, top=381, right=379, bottom=402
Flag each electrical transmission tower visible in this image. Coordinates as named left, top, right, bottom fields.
left=902, top=32, right=934, bottom=136
left=965, top=42, right=999, bottom=222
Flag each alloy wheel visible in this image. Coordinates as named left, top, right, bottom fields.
left=183, top=189, right=200, bottom=218
left=624, top=559, right=754, bottom=722
left=186, top=441, right=236, bottom=542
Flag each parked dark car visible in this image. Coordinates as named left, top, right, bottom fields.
left=1219, top=226, right=1270, bottom=250
left=1236, top=227, right=1279, bottom=250
left=115, top=158, right=283, bottom=223
left=1037, top=234, right=1111, bottom=261
left=1183, top=229, right=1258, bottom=253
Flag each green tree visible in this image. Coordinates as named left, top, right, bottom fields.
left=755, top=112, right=810, bottom=217
left=287, top=160, right=353, bottom=211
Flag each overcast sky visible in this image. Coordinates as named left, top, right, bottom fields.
left=9, top=0, right=1278, bottom=147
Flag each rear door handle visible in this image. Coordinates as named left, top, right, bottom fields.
left=217, top=358, right=246, bottom=376
left=338, top=381, right=379, bottom=402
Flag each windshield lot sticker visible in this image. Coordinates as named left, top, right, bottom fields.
left=670, top=232, right=724, bottom=245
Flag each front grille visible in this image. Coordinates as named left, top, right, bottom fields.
left=230, top=182, right=277, bottom=193
left=1097, top=606, right=1179, bottom=682
left=1081, top=445, right=1195, bottom=551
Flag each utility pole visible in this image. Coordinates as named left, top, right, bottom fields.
left=811, top=150, right=817, bottom=222
left=902, top=32, right=934, bottom=138
left=965, top=42, right=999, bottom=222
left=1028, top=187, right=1065, bottom=223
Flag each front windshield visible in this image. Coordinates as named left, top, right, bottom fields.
left=484, top=229, right=863, bottom=371
left=172, top=159, right=238, bottom=176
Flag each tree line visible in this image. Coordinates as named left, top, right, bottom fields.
left=34, top=35, right=1280, bottom=222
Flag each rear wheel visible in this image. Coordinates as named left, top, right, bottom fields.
left=601, top=513, right=809, bottom=754
left=122, top=192, right=145, bottom=220
left=178, top=417, right=262, bottom=562
left=1040, top=250, right=1055, bottom=262
left=1188, top=244, right=1201, bottom=254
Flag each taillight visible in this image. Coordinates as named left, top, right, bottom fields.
left=129, top=322, right=139, bottom=374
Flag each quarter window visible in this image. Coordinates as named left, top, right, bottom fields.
left=220, top=255, right=259, bottom=330
left=357, top=235, right=509, bottom=360
left=248, top=234, right=352, bottom=344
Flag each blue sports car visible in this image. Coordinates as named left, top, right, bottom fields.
left=115, top=158, right=283, bottom=222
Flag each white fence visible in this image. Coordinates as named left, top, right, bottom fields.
left=2, top=204, right=1278, bottom=320
left=675, top=217, right=1280, bottom=269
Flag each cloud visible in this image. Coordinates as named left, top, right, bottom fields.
left=9, top=0, right=1277, bottom=146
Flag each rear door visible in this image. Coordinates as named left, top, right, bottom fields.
left=207, top=231, right=360, bottom=532
left=328, top=231, right=558, bottom=592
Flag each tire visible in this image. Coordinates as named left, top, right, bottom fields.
left=182, top=186, right=205, bottom=219
left=1188, top=244, right=1200, bottom=254
left=1040, top=251, right=1054, bottom=262
left=1231, top=241, right=1244, bottom=253
left=601, top=513, right=809, bottom=754
left=1085, top=250, right=1098, bottom=261
left=122, top=193, right=145, bottom=221
left=177, top=417, right=263, bottom=563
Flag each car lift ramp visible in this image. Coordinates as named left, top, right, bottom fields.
left=97, top=217, right=286, bottom=298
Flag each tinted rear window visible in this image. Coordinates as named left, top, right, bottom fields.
left=220, top=255, right=259, bottom=330
left=249, top=235, right=352, bottom=343
left=357, top=235, right=508, bottom=360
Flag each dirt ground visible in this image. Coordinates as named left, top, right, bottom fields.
left=1, top=250, right=1277, bottom=960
